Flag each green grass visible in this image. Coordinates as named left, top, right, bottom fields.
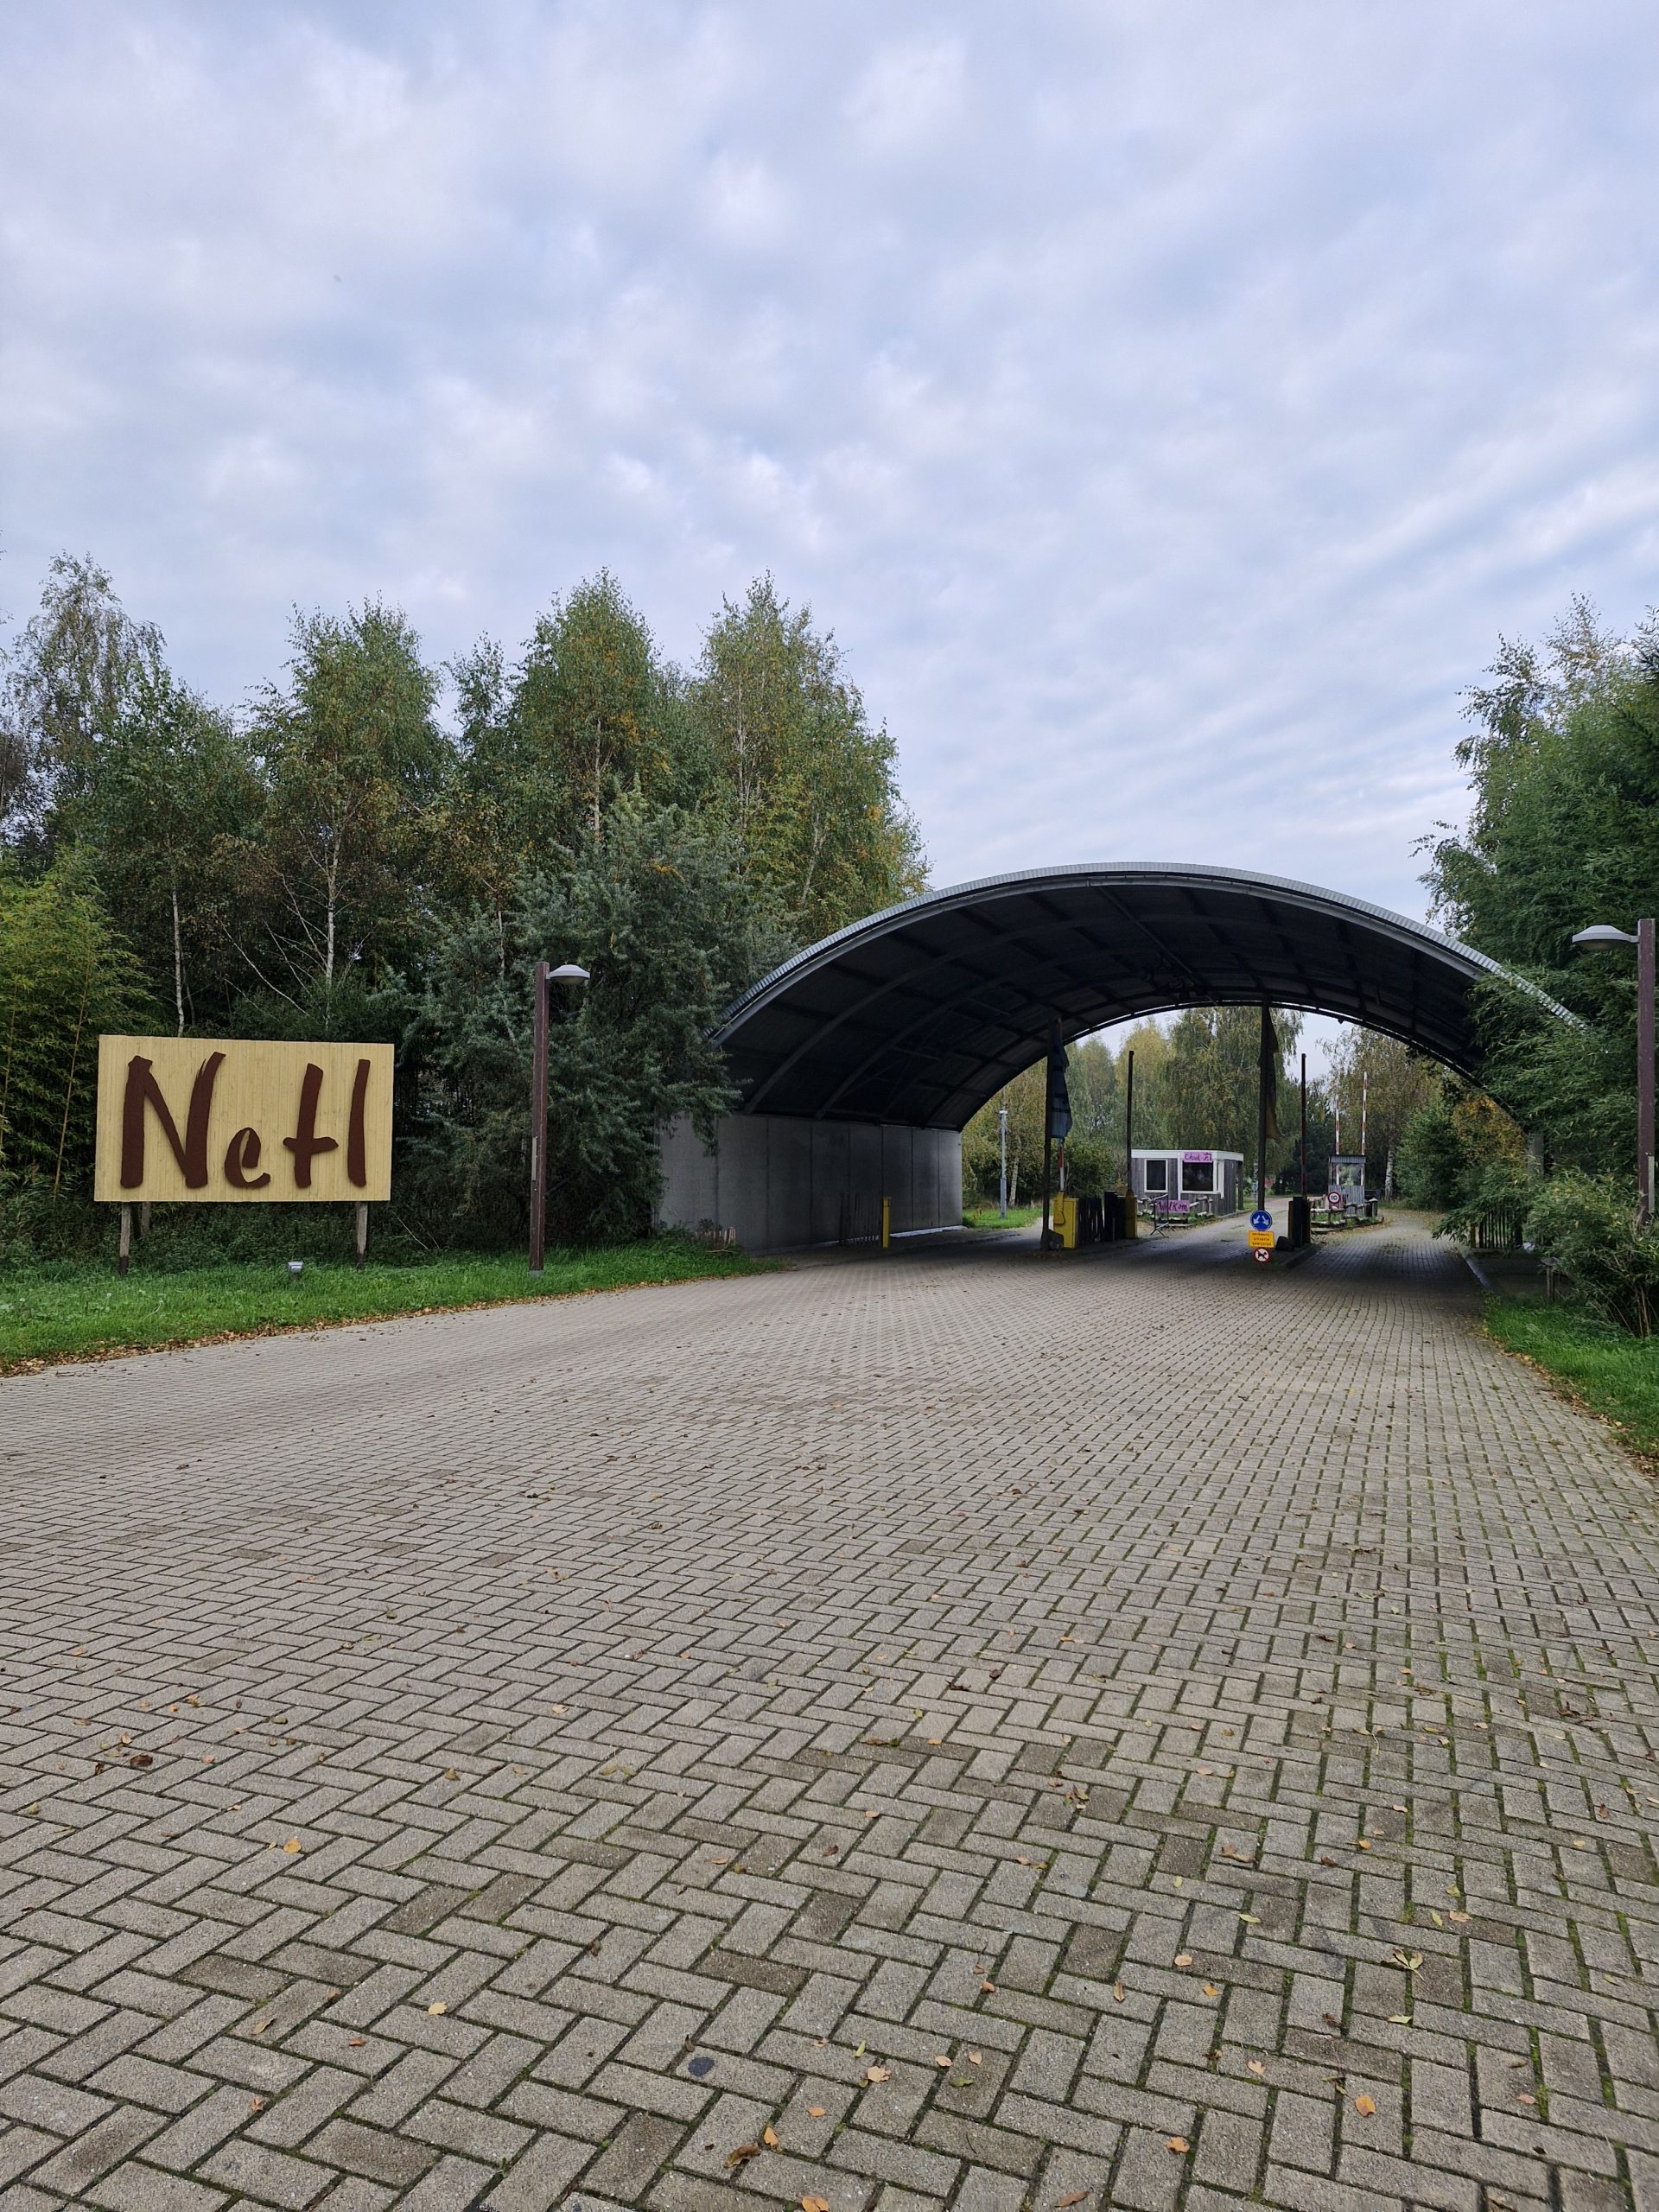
left=1485, top=1294, right=1659, bottom=1463
left=0, top=1236, right=766, bottom=1374
left=961, top=1202, right=1044, bottom=1230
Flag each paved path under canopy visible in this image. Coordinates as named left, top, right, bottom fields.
left=3, top=1212, right=1659, bottom=2212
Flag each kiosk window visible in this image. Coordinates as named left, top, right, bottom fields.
left=1144, top=1159, right=1167, bottom=1192
left=1181, top=1160, right=1214, bottom=1193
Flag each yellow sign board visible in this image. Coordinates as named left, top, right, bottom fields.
left=94, top=1037, right=393, bottom=1205
left=1247, top=1228, right=1276, bottom=1249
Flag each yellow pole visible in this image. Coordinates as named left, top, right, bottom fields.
left=880, top=1196, right=890, bottom=1249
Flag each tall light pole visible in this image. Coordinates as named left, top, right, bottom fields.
left=1572, top=919, right=1654, bottom=1220
left=998, top=1103, right=1008, bottom=1217
left=529, top=960, right=591, bottom=1274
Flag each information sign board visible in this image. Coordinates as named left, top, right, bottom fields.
left=94, top=1037, right=393, bottom=1205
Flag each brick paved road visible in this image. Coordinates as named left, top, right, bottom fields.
left=3, top=1213, right=1659, bottom=2212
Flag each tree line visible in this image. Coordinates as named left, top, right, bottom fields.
left=0, top=556, right=923, bottom=1252
left=6, top=550, right=1653, bottom=1281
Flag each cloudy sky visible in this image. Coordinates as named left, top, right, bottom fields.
left=4, top=0, right=1657, bottom=928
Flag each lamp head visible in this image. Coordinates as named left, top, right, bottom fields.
left=1571, top=925, right=1639, bottom=950
left=549, top=963, right=591, bottom=989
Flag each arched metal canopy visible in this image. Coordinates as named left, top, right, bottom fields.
left=714, top=861, right=1544, bottom=1129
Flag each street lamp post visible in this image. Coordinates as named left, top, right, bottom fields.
left=1572, top=918, right=1655, bottom=1220
left=529, top=959, right=591, bottom=1274
left=998, top=1103, right=1008, bottom=1217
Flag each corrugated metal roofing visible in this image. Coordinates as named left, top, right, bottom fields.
left=713, top=861, right=1551, bottom=1128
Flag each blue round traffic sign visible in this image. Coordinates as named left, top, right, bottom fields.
left=1249, top=1209, right=1272, bottom=1232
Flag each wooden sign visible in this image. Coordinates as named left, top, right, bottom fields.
left=94, top=1037, right=393, bottom=1205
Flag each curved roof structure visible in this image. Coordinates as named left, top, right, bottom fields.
left=714, top=861, right=1545, bottom=1129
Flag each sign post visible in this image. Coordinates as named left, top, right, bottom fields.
left=1122, top=1047, right=1136, bottom=1237
left=1040, top=1020, right=1071, bottom=1255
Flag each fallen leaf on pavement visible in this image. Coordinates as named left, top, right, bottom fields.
left=1388, top=2014, right=1412, bottom=2025
left=762, top=2126, right=779, bottom=2147
left=980, top=1980, right=996, bottom=1993
left=727, top=2143, right=760, bottom=2167
left=934, top=2055, right=950, bottom=2067
left=802, top=2198, right=830, bottom=2212
left=347, top=2037, right=367, bottom=2048
left=1354, top=2094, right=1377, bottom=2116
left=807, top=2106, right=827, bottom=2118
left=1247, top=2059, right=1266, bottom=2075
left=427, top=2001, right=448, bottom=2016
left=1202, top=1983, right=1220, bottom=1998
left=1173, top=1953, right=1193, bottom=1967
left=865, top=2065, right=891, bottom=2083
left=282, top=1838, right=302, bottom=1854
left=1055, top=2195, right=1089, bottom=2208
left=1112, top=1981, right=1125, bottom=2003
left=1166, top=2136, right=1189, bottom=2153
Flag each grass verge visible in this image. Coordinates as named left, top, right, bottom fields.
left=0, top=1236, right=766, bottom=1375
left=961, top=1203, right=1045, bottom=1230
left=1485, top=1294, right=1659, bottom=1465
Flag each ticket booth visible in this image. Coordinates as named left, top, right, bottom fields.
left=1329, top=1154, right=1367, bottom=1206
left=1131, top=1147, right=1244, bottom=1215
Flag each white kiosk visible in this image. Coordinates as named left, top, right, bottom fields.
left=1130, top=1147, right=1245, bottom=1217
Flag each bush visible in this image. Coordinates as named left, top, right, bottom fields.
left=1437, top=1157, right=1533, bottom=1248
left=1521, top=1172, right=1659, bottom=1337
left=0, top=861, right=154, bottom=1192
left=1059, top=1133, right=1114, bottom=1198
left=1399, top=1081, right=1524, bottom=1210
left=1398, top=1101, right=1467, bottom=1208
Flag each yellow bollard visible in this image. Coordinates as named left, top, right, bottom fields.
left=880, top=1196, right=891, bottom=1249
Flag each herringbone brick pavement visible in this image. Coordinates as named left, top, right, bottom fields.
left=2, top=1211, right=1657, bottom=2211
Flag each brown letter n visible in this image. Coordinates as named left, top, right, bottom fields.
left=119, top=1052, right=225, bottom=1190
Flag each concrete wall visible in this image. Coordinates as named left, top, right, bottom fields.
left=656, top=1114, right=963, bottom=1253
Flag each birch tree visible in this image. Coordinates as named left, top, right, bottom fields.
left=247, top=603, right=449, bottom=1014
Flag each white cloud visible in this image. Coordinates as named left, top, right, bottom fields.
left=843, top=35, right=967, bottom=157
left=3, top=0, right=1657, bottom=928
